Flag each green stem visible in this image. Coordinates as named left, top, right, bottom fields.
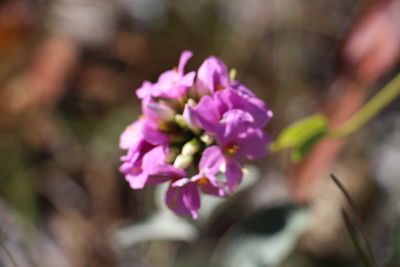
left=328, top=73, right=400, bottom=138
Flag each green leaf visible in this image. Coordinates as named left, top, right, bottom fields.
left=291, top=128, right=327, bottom=162
left=270, top=114, right=329, bottom=162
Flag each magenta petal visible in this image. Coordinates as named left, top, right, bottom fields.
left=164, top=84, right=190, bottom=99
left=215, top=89, right=271, bottom=128
left=146, top=101, right=175, bottom=121
left=166, top=179, right=200, bottom=219
left=142, top=146, right=185, bottom=179
left=192, top=174, right=225, bottom=197
left=236, top=128, right=270, bottom=160
left=216, top=109, right=253, bottom=145
left=136, top=81, right=154, bottom=99
left=166, top=182, right=188, bottom=216
left=141, top=97, right=159, bottom=126
left=192, top=96, right=219, bottom=132
left=126, top=172, right=148, bottom=189
left=178, top=51, right=193, bottom=75
left=200, top=180, right=225, bottom=197
left=119, top=119, right=145, bottom=150
left=246, top=96, right=273, bottom=125
left=182, top=183, right=200, bottom=219
left=119, top=162, right=132, bottom=173
left=183, top=104, right=200, bottom=130
left=142, top=123, right=169, bottom=145
left=196, top=56, right=229, bottom=95
left=230, top=82, right=256, bottom=97
left=199, top=146, right=224, bottom=174
left=150, top=164, right=185, bottom=178
left=142, top=146, right=167, bottom=169
left=225, top=159, right=243, bottom=191
left=180, top=71, right=196, bottom=87
left=151, top=51, right=195, bottom=100
left=157, top=70, right=178, bottom=85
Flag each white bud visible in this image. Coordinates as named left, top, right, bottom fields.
left=219, top=162, right=226, bottom=173
left=187, top=98, right=197, bottom=107
left=175, top=114, right=188, bottom=128
left=200, top=133, right=214, bottom=146
left=173, top=154, right=193, bottom=169
left=182, top=139, right=201, bottom=156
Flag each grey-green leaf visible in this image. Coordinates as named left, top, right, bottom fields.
left=271, top=114, right=329, bottom=162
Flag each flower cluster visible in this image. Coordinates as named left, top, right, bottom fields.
left=119, top=51, right=273, bottom=219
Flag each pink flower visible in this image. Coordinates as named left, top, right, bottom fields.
left=136, top=51, right=195, bottom=100
left=166, top=147, right=226, bottom=219
left=120, top=146, right=185, bottom=189
left=195, top=56, right=230, bottom=96
left=119, top=51, right=272, bottom=218
left=198, top=109, right=269, bottom=191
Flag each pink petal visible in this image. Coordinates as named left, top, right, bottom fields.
left=183, top=104, right=200, bottom=130
left=199, top=146, right=224, bottom=174
left=136, top=81, right=154, bottom=99
left=180, top=71, right=196, bottom=87
left=196, top=56, right=229, bottom=95
left=215, top=89, right=271, bottom=128
left=236, top=128, right=270, bottom=160
left=225, top=159, right=243, bottom=192
left=192, top=174, right=225, bottom=197
left=142, top=146, right=167, bottom=169
left=166, top=179, right=200, bottom=219
left=141, top=123, right=169, bottom=145
left=126, top=172, right=148, bottom=189
left=215, top=109, right=253, bottom=145
left=178, top=50, right=193, bottom=75
left=192, top=96, right=219, bottom=132
left=119, top=119, right=144, bottom=150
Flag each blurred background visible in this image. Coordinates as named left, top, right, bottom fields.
left=0, top=0, right=400, bottom=266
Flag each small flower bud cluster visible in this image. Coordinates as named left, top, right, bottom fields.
left=119, top=51, right=273, bottom=218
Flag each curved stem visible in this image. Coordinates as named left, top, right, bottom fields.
left=328, top=73, right=400, bottom=138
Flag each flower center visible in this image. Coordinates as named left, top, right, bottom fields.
left=215, top=84, right=225, bottom=91
left=224, top=145, right=239, bottom=156
left=197, top=177, right=209, bottom=186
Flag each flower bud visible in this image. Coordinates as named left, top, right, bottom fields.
left=173, top=154, right=193, bottom=169
left=229, top=68, right=237, bottom=80
left=175, top=114, right=188, bottom=129
left=183, top=104, right=200, bottom=131
left=147, top=101, right=175, bottom=121
left=187, top=98, right=197, bottom=107
left=200, top=132, right=214, bottom=146
left=219, top=162, right=226, bottom=173
left=181, top=138, right=201, bottom=156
